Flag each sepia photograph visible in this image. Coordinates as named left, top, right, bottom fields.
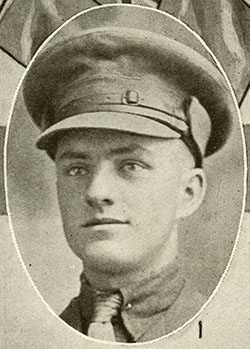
left=4, top=4, right=246, bottom=345
left=1, top=1, right=250, bottom=348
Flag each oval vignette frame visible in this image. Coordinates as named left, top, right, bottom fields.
left=4, top=4, right=247, bottom=347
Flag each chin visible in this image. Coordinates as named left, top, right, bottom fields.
left=78, top=241, right=138, bottom=274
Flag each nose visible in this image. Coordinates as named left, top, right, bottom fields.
left=85, top=163, right=115, bottom=210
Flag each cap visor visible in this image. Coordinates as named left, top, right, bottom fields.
left=36, top=111, right=180, bottom=149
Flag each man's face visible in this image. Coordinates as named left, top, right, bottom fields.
left=55, top=129, right=197, bottom=275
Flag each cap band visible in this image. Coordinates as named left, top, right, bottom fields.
left=52, top=95, right=188, bottom=134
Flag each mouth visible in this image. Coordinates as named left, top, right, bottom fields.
left=82, top=218, right=130, bottom=228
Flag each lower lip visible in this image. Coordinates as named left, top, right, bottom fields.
left=84, top=223, right=129, bottom=230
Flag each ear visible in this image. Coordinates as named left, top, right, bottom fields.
left=177, top=168, right=207, bottom=218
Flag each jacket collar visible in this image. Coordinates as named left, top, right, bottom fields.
left=79, top=258, right=185, bottom=341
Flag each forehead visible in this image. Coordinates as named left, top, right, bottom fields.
left=55, top=128, right=181, bottom=156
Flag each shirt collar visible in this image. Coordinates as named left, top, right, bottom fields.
left=79, top=258, right=185, bottom=341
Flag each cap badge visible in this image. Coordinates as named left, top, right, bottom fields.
left=122, top=90, right=140, bottom=105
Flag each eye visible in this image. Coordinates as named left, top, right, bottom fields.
left=67, top=166, right=88, bottom=177
left=121, top=161, right=145, bottom=172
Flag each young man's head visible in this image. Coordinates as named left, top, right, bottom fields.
left=22, top=10, right=233, bottom=287
left=54, top=128, right=206, bottom=283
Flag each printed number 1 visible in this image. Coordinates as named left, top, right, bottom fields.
left=199, top=321, right=202, bottom=339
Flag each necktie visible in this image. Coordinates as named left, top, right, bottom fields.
left=87, top=290, right=122, bottom=342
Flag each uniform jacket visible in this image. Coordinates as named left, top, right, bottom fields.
left=60, top=261, right=206, bottom=343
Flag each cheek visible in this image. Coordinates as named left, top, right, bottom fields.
left=56, top=181, right=87, bottom=257
left=57, top=180, right=71, bottom=213
left=56, top=179, right=87, bottom=225
left=125, top=176, right=183, bottom=238
left=129, top=175, right=182, bottom=213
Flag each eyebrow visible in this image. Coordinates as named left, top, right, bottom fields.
left=56, top=144, right=149, bottom=161
left=109, top=144, right=149, bottom=155
left=56, top=150, right=90, bottom=161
